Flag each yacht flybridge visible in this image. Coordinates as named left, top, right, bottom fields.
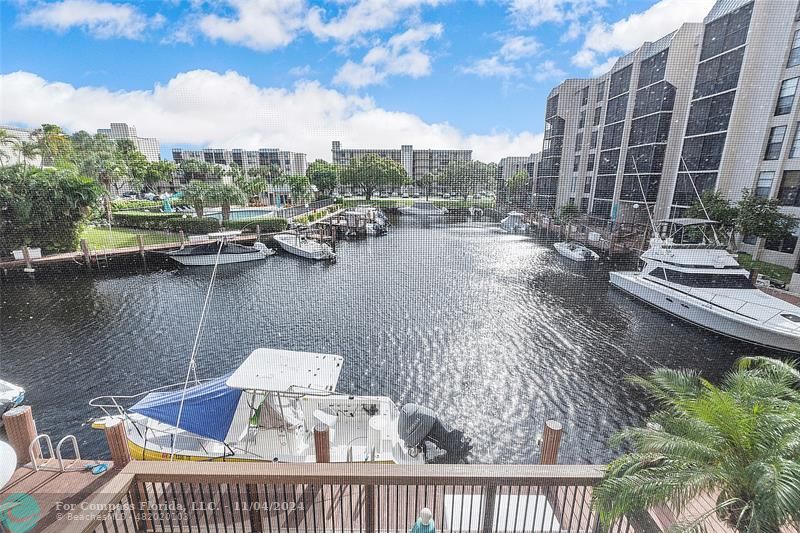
left=90, top=349, right=471, bottom=463
left=610, top=219, right=800, bottom=353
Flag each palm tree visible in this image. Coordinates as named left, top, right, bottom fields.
left=593, top=359, right=800, bottom=532
left=183, top=181, right=211, bottom=218
left=18, top=141, right=41, bottom=171
left=0, top=129, right=17, bottom=167
left=208, top=183, right=246, bottom=222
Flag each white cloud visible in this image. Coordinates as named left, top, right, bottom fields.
left=572, top=0, right=715, bottom=70
left=197, top=0, right=305, bottom=51
left=533, top=60, right=566, bottom=82
left=460, top=34, right=540, bottom=80
left=507, top=0, right=605, bottom=27
left=288, top=65, right=313, bottom=77
left=0, top=70, right=542, bottom=162
left=18, top=0, right=164, bottom=39
left=307, top=0, right=446, bottom=43
left=460, top=57, right=520, bottom=79
left=333, top=24, right=442, bottom=88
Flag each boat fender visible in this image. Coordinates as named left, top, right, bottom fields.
left=253, top=241, right=268, bottom=253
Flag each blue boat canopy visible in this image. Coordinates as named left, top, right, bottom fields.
left=130, top=375, right=242, bottom=442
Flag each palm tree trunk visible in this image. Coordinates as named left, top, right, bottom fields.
left=222, top=202, right=231, bottom=222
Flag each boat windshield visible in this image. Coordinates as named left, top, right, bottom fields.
left=649, top=268, right=755, bottom=289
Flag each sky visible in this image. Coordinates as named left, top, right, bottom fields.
left=0, top=0, right=716, bottom=162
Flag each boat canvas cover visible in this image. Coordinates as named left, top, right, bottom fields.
left=130, top=375, right=241, bottom=442
left=226, top=348, right=343, bottom=393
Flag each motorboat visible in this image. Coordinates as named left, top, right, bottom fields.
left=500, top=212, right=528, bottom=233
left=554, top=242, right=599, bottom=262
left=398, top=201, right=447, bottom=216
left=274, top=232, right=336, bottom=261
left=89, top=348, right=471, bottom=463
left=468, top=206, right=484, bottom=218
left=346, top=205, right=389, bottom=235
left=0, top=379, right=25, bottom=423
left=164, top=231, right=274, bottom=266
left=610, top=218, right=800, bottom=353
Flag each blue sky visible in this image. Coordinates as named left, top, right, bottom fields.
left=0, top=0, right=715, bottom=161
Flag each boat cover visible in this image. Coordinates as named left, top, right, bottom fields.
left=130, top=375, right=241, bottom=442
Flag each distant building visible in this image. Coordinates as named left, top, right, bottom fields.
left=534, top=0, right=800, bottom=273
left=0, top=125, right=43, bottom=167
left=96, top=123, right=161, bottom=162
left=172, top=147, right=308, bottom=176
left=499, top=154, right=539, bottom=180
left=330, top=141, right=471, bottom=180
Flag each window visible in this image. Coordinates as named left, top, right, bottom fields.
left=584, top=175, right=593, bottom=193
left=699, top=2, right=752, bottom=61
left=755, top=171, right=774, bottom=197
left=649, top=268, right=755, bottom=289
left=633, top=81, right=676, bottom=118
left=594, top=175, right=616, bottom=199
left=575, top=132, right=583, bottom=150
left=682, top=133, right=726, bottom=171
left=581, top=86, right=589, bottom=106
left=596, top=81, right=606, bottom=101
left=629, top=113, right=671, bottom=146
left=609, top=65, right=632, bottom=98
left=693, top=48, right=745, bottom=99
left=605, top=94, right=629, bottom=124
left=573, top=155, right=581, bottom=172
left=637, top=50, right=669, bottom=88
left=789, top=29, right=800, bottom=67
left=587, top=153, right=595, bottom=171
left=546, top=94, right=559, bottom=118
left=580, top=197, right=589, bottom=211
left=791, top=123, right=800, bottom=158
left=620, top=174, right=660, bottom=202
left=776, top=77, right=799, bottom=115
left=625, top=145, right=666, bottom=174
left=673, top=172, right=718, bottom=206
left=578, top=110, right=586, bottom=129
left=590, top=130, right=598, bottom=148
left=765, top=125, right=787, bottom=160
left=686, top=92, right=736, bottom=135
left=593, top=107, right=602, bottom=126
left=765, top=231, right=799, bottom=254
left=778, top=170, right=800, bottom=207
left=598, top=150, right=620, bottom=175
left=601, top=122, right=625, bottom=150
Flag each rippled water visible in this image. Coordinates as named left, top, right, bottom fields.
left=0, top=217, right=775, bottom=463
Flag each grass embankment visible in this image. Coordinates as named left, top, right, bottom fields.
left=79, top=226, right=181, bottom=251
left=737, top=252, right=793, bottom=284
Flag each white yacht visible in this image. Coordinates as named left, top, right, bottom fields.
left=398, top=201, right=447, bottom=216
left=90, top=349, right=470, bottom=463
left=164, top=231, right=274, bottom=266
left=610, top=219, right=800, bottom=353
left=274, top=232, right=336, bottom=261
left=347, top=205, right=389, bottom=235
left=0, top=379, right=25, bottom=424
left=500, top=212, right=528, bottom=234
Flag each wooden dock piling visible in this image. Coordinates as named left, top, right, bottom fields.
left=314, top=424, right=331, bottom=463
left=21, top=246, right=33, bottom=272
left=540, top=419, right=563, bottom=465
left=103, top=418, right=131, bottom=467
left=136, top=234, right=145, bottom=258
left=255, top=224, right=261, bottom=241
left=3, top=405, right=40, bottom=464
left=80, top=238, right=91, bottom=268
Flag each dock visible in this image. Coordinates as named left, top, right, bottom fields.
left=529, top=213, right=649, bottom=258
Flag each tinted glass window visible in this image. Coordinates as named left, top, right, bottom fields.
left=594, top=176, right=616, bottom=199
left=590, top=130, right=598, bottom=148
left=765, top=125, right=787, bottom=160
left=694, top=48, right=745, bottom=99
left=591, top=198, right=612, bottom=218
left=699, top=2, right=753, bottom=61
left=601, top=122, right=625, bottom=150
left=673, top=172, right=718, bottom=206
left=637, top=50, right=669, bottom=88
left=587, top=153, right=595, bottom=171
left=535, top=176, right=559, bottom=195
left=596, top=81, right=606, bottom=101
left=789, top=29, right=800, bottom=67
left=578, top=110, right=586, bottom=129
left=629, top=113, right=671, bottom=146
left=778, top=170, right=800, bottom=207
left=652, top=269, right=755, bottom=289
left=598, top=150, right=620, bottom=175
left=755, top=171, right=774, bottom=198
left=686, top=92, right=736, bottom=135
left=605, top=94, right=629, bottom=124
left=681, top=132, right=726, bottom=171
left=593, top=107, right=602, bottom=126
left=633, top=81, right=676, bottom=118
left=609, top=65, right=632, bottom=98
left=621, top=173, right=661, bottom=202
left=625, top=144, right=666, bottom=174
left=546, top=94, right=559, bottom=117
left=581, top=86, right=589, bottom=106
left=765, top=234, right=799, bottom=254
left=775, top=77, right=799, bottom=116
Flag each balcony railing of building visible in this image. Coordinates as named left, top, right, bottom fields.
left=77, top=462, right=636, bottom=533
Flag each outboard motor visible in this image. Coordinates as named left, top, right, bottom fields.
left=399, top=403, right=472, bottom=461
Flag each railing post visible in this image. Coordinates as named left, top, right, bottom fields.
left=21, top=245, right=33, bottom=271
left=365, top=484, right=375, bottom=533
left=80, top=238, right=91, bottom=268
left=481, top=484, right=497, bottom=533
left=2, top=405, right=39, bottom=464
left=137, top=234, right=145, bottom=258
left=179, top=230, right=185, bottom=246
left=540, top=420, right=563, bottom=465
left=314, top=424, right=330, bottom=463
left=246, top=484, right=263, bottom=532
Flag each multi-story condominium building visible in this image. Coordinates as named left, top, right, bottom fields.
left=499, top=154, right=539, bottom=179
left=533, top=0, right=800, bottom=272
left=171, top=147, right=308, bottom=176
left=331, top=141, right=471, bottom=179
left=97, top=123, right=161, bottom=162
left=0, top=125, right=43, bottom=167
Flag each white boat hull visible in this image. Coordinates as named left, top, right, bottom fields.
left=274, top=234, right=336, bottom=261
left=610, top=272, right=800, bottom=353
left=554, top=242, right=599, bottom=262
left=170, top=250, right=273, bottom=266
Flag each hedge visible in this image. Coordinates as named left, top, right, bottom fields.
left=111, top=199, right=193, bottom=212
left=112, top=211, right=220, bottom=234
left=223, top=216, right=287, bottom=233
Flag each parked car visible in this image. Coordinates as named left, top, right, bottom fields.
left=443, top=193, right=451, bottom=199
left=412, top=192, right=421, bottom=198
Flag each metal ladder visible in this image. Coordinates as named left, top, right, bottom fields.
left=28, top=434, right=83, bottom=472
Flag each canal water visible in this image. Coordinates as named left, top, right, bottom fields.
left=0, top=217, right=775, bottom=463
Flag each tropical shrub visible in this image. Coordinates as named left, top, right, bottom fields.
left=593, top=357, right=800, bottom=532
left=223, top=216, right=287, bottom=233
left=112, top=211, right=220, bottom=234
left=0, top=165, right=102, bottom=255
left=163, top=217, right=220, bottom=234
left=110, top=199, right=191, bottom=212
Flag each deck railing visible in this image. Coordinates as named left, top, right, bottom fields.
left=78, top=462, right=635, bottom=533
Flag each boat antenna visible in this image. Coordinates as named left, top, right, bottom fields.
left=629, top=153, right=658, bottom=236
left=679, top=157, right=721, bottom=245
left=170, top=238, right=225, bottom=461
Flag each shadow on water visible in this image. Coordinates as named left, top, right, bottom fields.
left=0, top=217, right=786, bottom=463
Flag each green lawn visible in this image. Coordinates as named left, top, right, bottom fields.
left=80, top=226, right=181, bottom=251
left=737, top=252, right=793, bottom=284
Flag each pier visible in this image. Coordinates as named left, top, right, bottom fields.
left=529, top=213, right=649, bottom=259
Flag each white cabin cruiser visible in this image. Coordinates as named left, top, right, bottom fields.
left=554, top=242, right=599, bottom=262
left=610, top=219, right=800, bottom=353
left=164, top=231, right=274, bottom=266
left=0, top=379, right=25, bottom=423
left=90, top=349, right=471, bottom=463
left=398, top=201, right=447, bottom=216
left=274, top=232, right=336, bottom=261
left=347, top=205, right=389, bottom=235
left=500, top=212, right=528, bottom=234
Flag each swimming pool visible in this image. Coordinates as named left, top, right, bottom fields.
left=205, top=209, right=276, bottom=221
